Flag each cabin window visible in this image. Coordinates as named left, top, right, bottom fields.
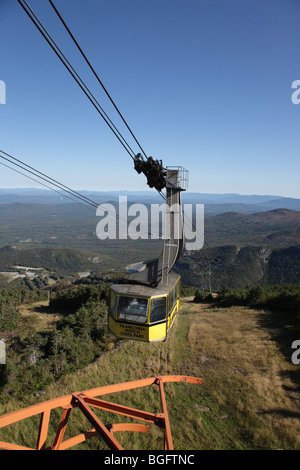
left=150, top=297, right=167, bottom=323
left=175, top=282, right=178, bottom=301
left=117, top=296, right=149, bottom=323
left=109, top=290, right=117, bottom=318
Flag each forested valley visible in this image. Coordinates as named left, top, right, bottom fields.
left=0, top=276, right=116, bottom=399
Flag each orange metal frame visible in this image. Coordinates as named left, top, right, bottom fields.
left=0, top=375, right=203, bottom=450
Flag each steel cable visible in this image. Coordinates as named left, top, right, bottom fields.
left=48, top=0, right=148, bottom=160
left=18, top=0, right=166, bottom=202
left=0, top=149, right=163, bottom=240
left=17, top=0, right=136, bottom=160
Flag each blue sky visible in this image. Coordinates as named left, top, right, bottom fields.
left=0, top=0, right=300, bottom=197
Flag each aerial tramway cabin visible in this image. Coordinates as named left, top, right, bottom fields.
left=108, top=165, right=188, bottom=342
left=108, top=272, right=180, bottom=342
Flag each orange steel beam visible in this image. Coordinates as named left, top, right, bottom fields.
left=0, top=375, right=203, bottom=451
left=108, top=423, right=150, bottom=435
left=59, top=428, right=98, bottom=450
left=58, top=424, right=150, bottom=450
left=0, top=441, right=34, bottom=451
left=37, top=409, right=51, bottom=450
left=72, top=393, right=124, bottom=451
left=51, top=406, right=72, bottom=450
left=81, top=395, right=164, bottom=425
left=156, top=377, right=173, bottom=450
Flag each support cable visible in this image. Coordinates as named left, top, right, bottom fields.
left=18, top=0, right=166, bottom=202
left=0, top=150, right=163, bottom=240
left=17, top=0, right=135, bottom=160
left=0, top=160, right=94, bottom=211
left=49, top=0, right=148, bottom=160
left=0, top=149, right=98, bottom=209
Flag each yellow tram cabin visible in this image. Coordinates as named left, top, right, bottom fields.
left=108, top=273, right=180, bottom=342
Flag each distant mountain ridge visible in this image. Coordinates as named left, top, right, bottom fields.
left=1, top=190, right=300, bottom=289
left=1, top=188, right=300, bottom=214
left=0, top=206, right=299, bottom=288
left=204, top=208, right=300, bottom=248
left=0, top=202, right=300, bottom=253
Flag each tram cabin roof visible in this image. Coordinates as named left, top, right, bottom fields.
left=110, top=272, right=180, bottom=298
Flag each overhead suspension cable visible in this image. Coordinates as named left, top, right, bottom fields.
left=17, top=0, right=165, bottom=202
left=17, top=0, right=136, bottom=160
left=0, top=160, right=94, bottom=211
left=48, top=0, right=148, bottom=160
left=14, top=3, right=204, bottom=252
left=0, top=149, right=99, bottom=209
left=1, top=150, right=200, bottom=247
left=0, top=149, right=163, bottom=240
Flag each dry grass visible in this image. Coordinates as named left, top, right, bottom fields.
left=176, top=300, right=300, bottom=449
left=0, top=298, right=299, bottom=450
left=18, top=300, right=62, bottom=333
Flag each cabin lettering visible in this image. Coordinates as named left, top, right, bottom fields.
left=118, top=323, right=146, bottom=339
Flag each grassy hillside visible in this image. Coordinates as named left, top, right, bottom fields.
left=0, top=298, right=299, bottom=450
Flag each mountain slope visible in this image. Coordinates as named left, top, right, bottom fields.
left=176, top=243, right=300, bottom=288
left=0, top=245, right=109, bottom=275
left=204, top=208, right=300, bottom=248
